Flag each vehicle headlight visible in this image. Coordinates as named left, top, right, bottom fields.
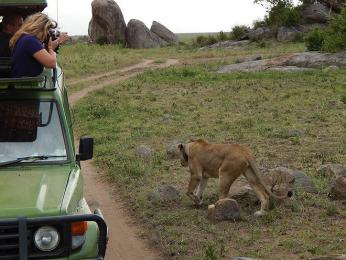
left=34, top=226, right=60, bottom=251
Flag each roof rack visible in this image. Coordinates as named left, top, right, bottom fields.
left=0, top=76, right=56, bottom=91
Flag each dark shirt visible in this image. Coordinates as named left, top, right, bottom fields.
left=12, top=34, right=44, bottom=78
left=0, top=31, right=11, bottom=57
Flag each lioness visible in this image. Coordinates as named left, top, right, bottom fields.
left=178, top=139, right=289, bottom=216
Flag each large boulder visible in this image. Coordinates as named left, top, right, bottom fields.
left=199, top=40, right=251, bottom=50
left=318, top=164, right=346, bottom=179
left=88, top=0, right=126, bottom=44
left=150, top=21, right=178, bottom=44
left=301, top=2, right=331, bottom=23
left=126, top=19, right=166, bottom=49
left=277, top=27, right=302, bottom=42
left=247, top=27, right=273, bottom=41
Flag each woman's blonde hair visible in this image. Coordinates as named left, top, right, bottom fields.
left=10, top=13, right=56, bottom=49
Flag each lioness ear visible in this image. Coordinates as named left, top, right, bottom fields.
left=178, top=144, right=184, bottom=151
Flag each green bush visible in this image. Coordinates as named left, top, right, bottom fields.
left=230, top=25, right=249, bottom=40
left=322, top=7, right=346, bottom=52
left=305, top=27, right=325, bottom=51
left=192, top=35, right=218, bottom=48
left=266, top=2, right=301, bottom=27
left=217, top=31, right=229, bottom=42
left=305, top=6, right=346, bottom=52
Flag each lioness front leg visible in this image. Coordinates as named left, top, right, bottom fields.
left=186, top=176, right=202, bottom=205
left=193, top=177, right=208, bottom=206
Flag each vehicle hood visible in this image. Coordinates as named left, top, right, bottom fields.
left=0, top=165, right=71, bottom=218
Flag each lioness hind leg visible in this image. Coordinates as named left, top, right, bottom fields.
left=218, top=172, right=238, bottom=200
left=244, top=169, right=270, bottom=216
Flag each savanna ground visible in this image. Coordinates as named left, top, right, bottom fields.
left=60, top=40, right=346, bottom=259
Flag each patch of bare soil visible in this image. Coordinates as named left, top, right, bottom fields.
left=70, top=59, right=178, bottom=260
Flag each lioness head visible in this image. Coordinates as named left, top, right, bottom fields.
left=177, top=143, right=189, bottom=167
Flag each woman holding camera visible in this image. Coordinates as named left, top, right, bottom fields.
left=10, top=13, right=68, bottom=78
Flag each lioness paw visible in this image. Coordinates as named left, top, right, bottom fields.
left=254, top=210, right=267, bottom=217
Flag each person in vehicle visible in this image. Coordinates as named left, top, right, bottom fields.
left=10, top=13, right=68, bottom=78
left=0, top=14, right=23, bottom=57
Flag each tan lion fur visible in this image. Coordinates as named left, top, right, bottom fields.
left=178, top=139, right=288, bottom=216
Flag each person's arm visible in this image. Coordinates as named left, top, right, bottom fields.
left=32, top=38, right=56, bottom=68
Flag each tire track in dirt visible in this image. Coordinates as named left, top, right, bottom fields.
left=70, top=59, right=179, bottom=260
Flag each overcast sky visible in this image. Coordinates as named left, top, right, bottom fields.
left=45, top=0, right=268, bottom=36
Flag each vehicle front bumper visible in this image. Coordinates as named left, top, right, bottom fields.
left=0, top=211, right=108, bottom=260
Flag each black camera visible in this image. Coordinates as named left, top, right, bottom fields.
left=44, top=28, right=61, bottom=52
left=48, top=28, right=60, bottom=41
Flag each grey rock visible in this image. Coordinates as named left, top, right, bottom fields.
left=301, top=2, right=331, bottom=23
left=161, top=114, right=174, bottom=123
left=277, top=26, right=302, bottom=42
left=233, top=258, right=258, bottom=260
left=150, top=21, right=178, bottom=44
left=291, top=170, right=318, bottom=194
left=166, top=140, right=182, bottom=159
left=135, top=145, right=153, bottom=159
left=126, top=19, right=166, bottom=49
left=311, top=254, right=346, bottom=260
left=148, top=185, right=180, bottom=203
left=199, top=40, right=250, bottom=50
left=287, top=129, right=304, bottom=137
left=88, top=0, right=126, bottom=44
left=318, top=164, right=346, bottom=179
left=208, top=199, right=241, bottom=221
left=323, top=65, right=340, bottom=72
left=283, top=52, right=346, bottom=68
left=267, top=66, right=314, bottom=72
left=329, top=176, right=346, bottom=200
left=218, top=51, right=346, bottom=73
left=235, top=55, right=262, bottom=64
left=247, top=27, right=273, bottom=41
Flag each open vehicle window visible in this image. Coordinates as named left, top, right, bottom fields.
left=0, top=100, right=68, bottom=163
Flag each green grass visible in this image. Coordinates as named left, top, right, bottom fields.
left=72, top=56, right=346, bottom=259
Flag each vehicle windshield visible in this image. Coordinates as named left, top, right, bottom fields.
left=0, top=100, right=68, bottom=163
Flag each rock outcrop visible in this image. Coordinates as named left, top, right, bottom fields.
left=277, top=27, right=302, bottom=42
left=218, top=51, right=346, bottom=73
left=247, top=27, right=273, bottom=41
left=301, top=2, right=331, bottom=23
left=88, top=0, right=126, bottom=44
left=150, top=21, right=178, bottom=44
left=126, top=19, right=167, bottom=49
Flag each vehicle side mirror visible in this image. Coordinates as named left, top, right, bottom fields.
left=78, top=136, right=93, bottom=161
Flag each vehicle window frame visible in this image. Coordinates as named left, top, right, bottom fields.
left=0, top=98, right=71, bottom=165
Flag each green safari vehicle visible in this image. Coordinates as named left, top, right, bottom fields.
left=0, top=1, right=108, bottom=259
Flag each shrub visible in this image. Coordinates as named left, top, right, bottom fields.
left=305, top=27, right=325, bottom=51
left=192, top=35, right=218, bottom=48
left=322, top=7, right=346, bottom=52
left=266, top=2, right=301, bottom=27
left=217, top=31, right=229, bottom=42
left=230, top=25, right=249, bottom=40
left=305, top=6, right=346, bottom=52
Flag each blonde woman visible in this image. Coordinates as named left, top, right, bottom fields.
left=10, top=13, right=68, bottom=77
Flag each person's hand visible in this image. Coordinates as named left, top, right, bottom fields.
left=57, top=32, right=68, bottom=45
left=50, top=32, right=68, bottom=51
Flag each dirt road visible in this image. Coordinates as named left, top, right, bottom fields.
left=69, top=59, right=178, bottom=260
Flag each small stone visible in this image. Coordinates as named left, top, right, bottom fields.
left=148, top=185, right=180, bottom=204
left=166, top=140, right=182, bottom=159
left=135, top=145, right=153, bottom=159
left=329, top=176, right=346, bottom=200
left=208, top=198, right=241, bottom=222
left=291, top=170, right=318, bottom=194
left=323, top=65, right=339, bottom=72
